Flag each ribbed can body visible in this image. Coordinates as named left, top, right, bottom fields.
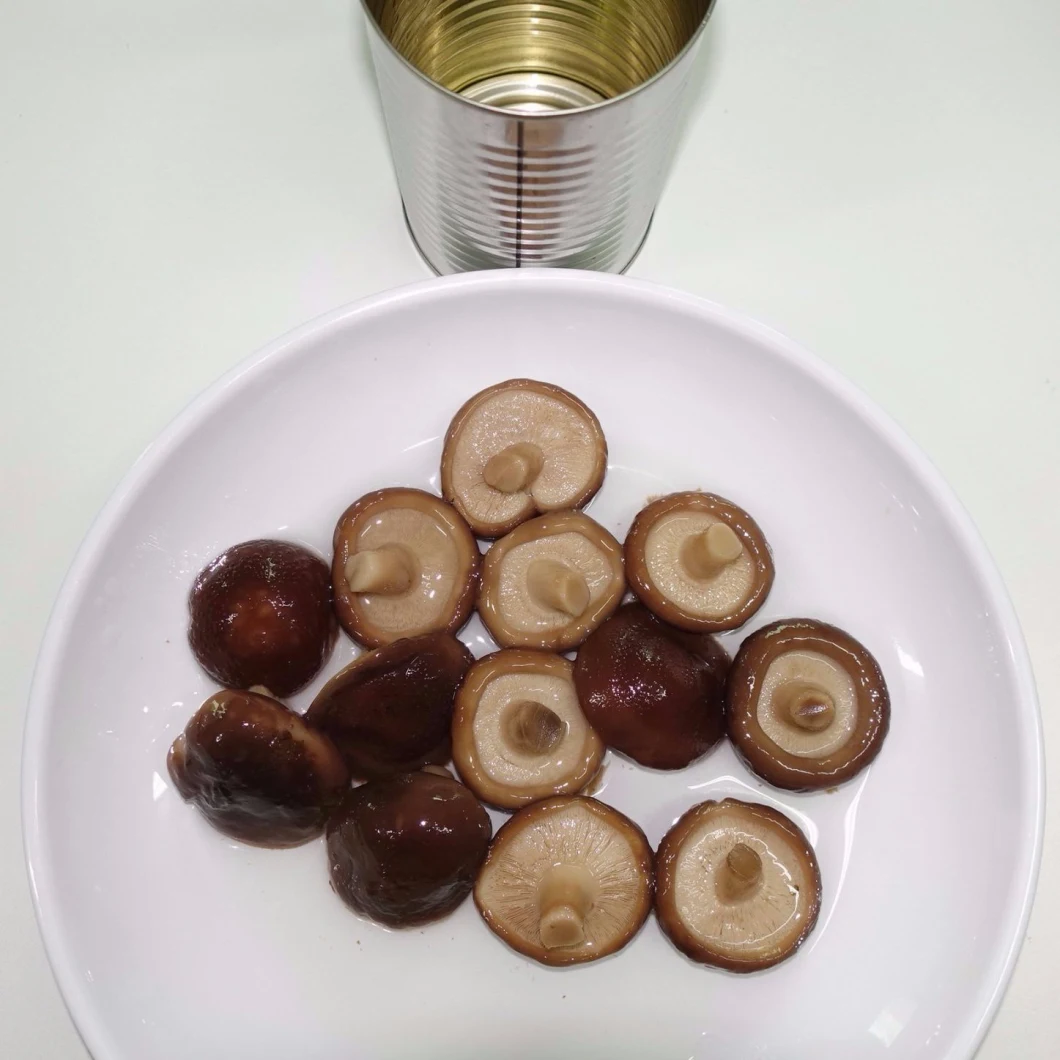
left=362, top=2, right=712, bottom=273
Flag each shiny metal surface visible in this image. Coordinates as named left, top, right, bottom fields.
left=361, top=0, right=714, bottom=273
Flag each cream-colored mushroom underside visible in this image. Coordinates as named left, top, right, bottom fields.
left=473, top=673, right=588, bottom=788
left=644, top=512, right=755, bottom=619
left=672, top=809, right=805, bottom=957
left=477, top=802, right=644, bottom=952
left=451, top=390, right=599, bottom=524
left=756, top=650, right=858, bottom=758
left=496, top=533, right=615, bottom=633
left=351, top=507, right=459, bottom=634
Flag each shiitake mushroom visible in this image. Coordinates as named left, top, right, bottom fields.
left=167, top=688, right=349, bottom=847
left=573, top=603, right=729, bottom=770
left=188, top=539, right=337, bottom=697
left=327, top=770, right=492, bottom=927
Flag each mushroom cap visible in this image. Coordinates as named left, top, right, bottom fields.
left=727, top=619, right=890, bottom=791
left=474, top=795, right=654, bottom=966
left=332, top=488, right=480, bottom=649
left=573, top=602, right=730, bottom=770
left=188, top=539, right=337, bottom=696
left=478, top=510, right=625, bottom=652
left=655, top=798, right=822, bottom=972
left=304, top=632, right=474, bottom=779
left=327, top=771, right=492, bottom=927
left=452, top=649, right=605, bottom=810
left=167, top=688, right=349, bottom=847
left=441, top=379, right=608, bottom=539
left=625, top=492, right=774, bottom=633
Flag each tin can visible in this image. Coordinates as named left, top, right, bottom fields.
left=361, top=0, right=716, bottom=273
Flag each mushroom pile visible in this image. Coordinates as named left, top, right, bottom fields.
left=167, top=377, right=890, bottom=974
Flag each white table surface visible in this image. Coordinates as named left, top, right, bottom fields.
left=2, top=1, right=1057, bottom=1056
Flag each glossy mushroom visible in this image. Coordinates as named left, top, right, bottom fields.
left=188, top=539, right=337, bottom=697
left=655, top=799, right=822, bottom=972
left=478, top=511, right=625, bottom=652
left=167, top=689, right=349, bottom=847
left=452, top=650, right=604, bottom=809
left=625, top=492, right=774, bottom=632
left=304, top=632, right=474, bottom=779
left=474, top=795, right=653, bottom=966
left=327, top=770, right=492, bottom=927
left=573, top=602, right=729, bottom=770
left=441, top=379, right=608, bottom=538
left=727, top=619, right=890, bottom=791
left=332, top=488, right=479, bottom=649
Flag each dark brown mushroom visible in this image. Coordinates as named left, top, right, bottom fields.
left=332, top=488, right=479, bottom=649
left=478, top=511, right=625, bottom=652
left=625, top=492, right=774, bottom=633
left=727, top=619, right=890, bottom=790
left=451, top=650, right=604, bottom=810
left=474, top=795, right=653, bottom=966
left=655, top=799, right=822, bottom=972
left=304, top=632, right=474, bottom=779
left=188, top=539, right=337, bottom=697
left=441, top=379, right=608, bottom=539
left=167, top=689, right=349, bottom=847
left=572, top=602, right=729, bottom=770
left=327, top=770, right=492, bottom=927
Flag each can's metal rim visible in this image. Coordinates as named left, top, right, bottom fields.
left=359, top=0, right=717, bottom=119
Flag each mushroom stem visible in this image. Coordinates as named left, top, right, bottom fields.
left=527, top=559, right=590, bottom=617
left=777, top=682, right=836, bottom=733
left=503, top=700, right=565, bottom=756
left=680, top=522, right=744, bottom=580
left=483, top=443, right=545, bottom=494
left=718, top=842, right=763, bottom=902
left=538, top=864, right=595, bottom=949
left=344, top=547, right=415, bottom=595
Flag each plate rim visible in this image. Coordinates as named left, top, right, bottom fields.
left=21, top=268, right=1045, bottom=1060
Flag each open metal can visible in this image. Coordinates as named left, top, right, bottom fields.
left=361, top=0, right=716, bottom=273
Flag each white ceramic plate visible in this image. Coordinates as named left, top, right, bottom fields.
left=24, top=271, right=1042, bottom=1060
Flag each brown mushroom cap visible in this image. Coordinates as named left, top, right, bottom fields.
left=304, top=632, right=474, bottom=779
left=452, top=650, right=604, bottom=810
left=727, top=619, right=890, bottom=791
left=167, top=689, right=349, bottom=847
left=331, top=488, right=479, bottom=649
left=474, top=795, right=653, bottom=966
left=573, top=602, right=730, bottom=770
left=655, top=799, right=822, bottom=972
left=441, top=379, right=607, bottom=539
left=625, top=492, right=774, bottom=633
left=478, top=511, right=625, bottom=652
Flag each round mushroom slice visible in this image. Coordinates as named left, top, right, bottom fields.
left=727, top=619, right=890, bottom=791
left=478, top=511, right=625, bottom=651
left=452, top=650, right=604, bottom=809
left=625, top=492, right=774, bottom=632
left=474, top=795, right=653, bottom=966
left=655, top=799, right=822, bottom=972
left=332, top=488, right=479, bottom=649
left=441, top=379, right=607, bottom=538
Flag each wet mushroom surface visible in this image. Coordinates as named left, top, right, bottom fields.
left=625, top=492, right=774, bottom=632
left=305, top=632, right=474, bottom=779
left=188, top=539, right=337, bottom=697
left=452, top=649, right=604, bottom=809
left=327, top=770, right=492, bottom=927
left=478, top=510, right=625, bottom=652
left=655, top=799, right=822, bottom=972
left=474, top=795, right=653, bottom=966
left=332, top=488, right=480, bottom=649
left=167, top=688, right=349, bottom=847
left=727, top=619, right=890, bottom=791
left=573, top=602, right=730, bottom=770
left=441, top=379, right=608, bottom=538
